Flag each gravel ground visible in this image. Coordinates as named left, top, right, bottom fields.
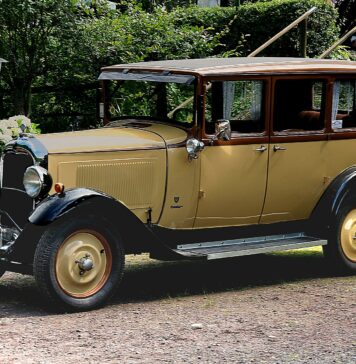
left=0, top=248, right=355, bottom=364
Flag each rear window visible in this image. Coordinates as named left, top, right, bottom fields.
left=273, top=79, right=326, bottom=133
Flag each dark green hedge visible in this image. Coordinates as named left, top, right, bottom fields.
left=170, top=0, right=339, bottom=57
left=29, top=0, right=340, bottom=133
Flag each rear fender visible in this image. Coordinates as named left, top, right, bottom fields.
left=310, top=166, right=356, bottom=235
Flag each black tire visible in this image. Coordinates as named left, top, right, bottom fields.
left=33, top=214, right=125, bottom=312
left=0, top=267, right=5, bottom=279
left=324, top=206, right=356, bottom=273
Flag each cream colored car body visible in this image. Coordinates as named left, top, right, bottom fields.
left=38, top=131, right=356, bottom=230
left=37, top=58, right=356, bottom=232
left=1, top=57, right=356, bottom=311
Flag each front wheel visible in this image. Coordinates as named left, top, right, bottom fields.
left=33, top=215, right=125, bottom=312
left=324, top=207, right=356, bottom=272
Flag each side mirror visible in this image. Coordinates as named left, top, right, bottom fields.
left=186, top=138, right=205, bottom=161
left=210, top=119, right=231, bottom=145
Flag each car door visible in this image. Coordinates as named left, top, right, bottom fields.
left=195, top=77, right=270, bottom=228
left=260, top=76, right=329, bottom=223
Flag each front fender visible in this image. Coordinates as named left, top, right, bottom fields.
left=20, top=188, right=176, bottom=261
left=29, top=188, right=117, bottom=226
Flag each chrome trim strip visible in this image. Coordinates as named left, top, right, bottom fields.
left=0, top=209, right=22, bottom=231
left=48, top=146, right=166, bottom=155
left=1, top=187, right=27, bottom=194
left=4, top=136, right=48, bottom=164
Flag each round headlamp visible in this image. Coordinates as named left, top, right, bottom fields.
left=23, top=166, right=52, bottom=198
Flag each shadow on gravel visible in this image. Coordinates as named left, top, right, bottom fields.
left=114, top=249, right=350, bottom=303
left=0, top=249, right=351, bottom=316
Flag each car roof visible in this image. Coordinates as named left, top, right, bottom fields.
left=101, top=57, right=356, bottom=77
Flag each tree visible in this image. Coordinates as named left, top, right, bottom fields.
left=0, top=0, right=78, bottom=115
left=334, top=0, right=356, bottom=32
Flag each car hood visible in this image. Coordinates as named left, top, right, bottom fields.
left=36, top=122, right=188, bottom=155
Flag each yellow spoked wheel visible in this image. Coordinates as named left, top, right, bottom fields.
left=340, top=210, right=356, bottom=263
left=55, top=231, right=112, bottom=298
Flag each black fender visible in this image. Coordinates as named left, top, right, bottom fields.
left=10, top=188, right=177, bottom=264
left=29, top=188, right=116, bottom=225
left=310, top=166, right=356, bottom=236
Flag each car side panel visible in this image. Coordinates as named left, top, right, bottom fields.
left=158, top=147, right=201, bottom=229
left=326, top=139, right=356, bottom=185
left=48, top=149, right=166, bottom=224
left=261, top=140, right=328, bottom=223
left=194, top=144, right=268, bottom=228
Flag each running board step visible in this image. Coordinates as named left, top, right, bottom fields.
left=174, top=233, right=327, bottom=260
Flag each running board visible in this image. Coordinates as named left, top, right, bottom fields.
left=174, top=233, right=327, bottom=260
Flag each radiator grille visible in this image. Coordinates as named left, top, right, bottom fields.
left=2, top=152, right=34, bottom=190
left=1, top=151, right=34, bottom=228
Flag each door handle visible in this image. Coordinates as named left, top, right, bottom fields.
left=273, top=145, right=287, bottom=152
left=255, top=145, right=267, bottom=152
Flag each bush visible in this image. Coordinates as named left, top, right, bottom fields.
left=228, top=0, right=339, bottom=57
left=32, top=7, right=216, bottom=132
left=170, top=0, right=339, bottom=57
left=29, top=0, right=340, bottom=133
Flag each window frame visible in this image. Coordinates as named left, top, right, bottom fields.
left=201, top=75, right=271, bottom=146
left=101, top=78, right=199, bottom=131
left=270, top=75, right=329, bottom=143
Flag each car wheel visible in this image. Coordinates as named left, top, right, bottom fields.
left=33, top=214, right=125, bottom=312
left=324, top=207, right=356, bottom=272
left=0, top=267, right=5, bottom=278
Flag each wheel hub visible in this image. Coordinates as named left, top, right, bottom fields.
left=75, top=254, right=94, bottom=274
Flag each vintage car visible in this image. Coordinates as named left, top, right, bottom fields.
left=0, top=57, right=355, bottom=311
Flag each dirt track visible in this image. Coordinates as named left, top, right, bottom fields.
left=0, top=248, right=355, bottom=364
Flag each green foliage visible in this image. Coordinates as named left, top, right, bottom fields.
left=31, top=5, right=216, bottom=132
left=0, top=0, right=78, bottom=115
left=170, top=0, right=339, bottom=57
left=137, top=0, right=196, bottom=12
left=0, top=0, right=342, bottom=133
left=227, top=0, right=339, bottom=57
left=335, top=0, right=356, bottom=32
left=329, top=45, right=356, bottom=60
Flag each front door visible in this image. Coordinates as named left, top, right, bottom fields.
left=261, top=77, right=329, bottom=223
left=195, top=78, right=270, bottom=228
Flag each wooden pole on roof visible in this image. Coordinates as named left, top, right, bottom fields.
left=248, top=6, right=317, bottom=57
left=318, top=25, right=356, bottom=59
left=300, top=18, right=308, bottom=58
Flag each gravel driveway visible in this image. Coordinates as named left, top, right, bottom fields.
left=0, top=248, right=355, bottom=364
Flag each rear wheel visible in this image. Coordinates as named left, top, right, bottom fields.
left=324, top=207, right=356, bottom=272
left=34, top=214, right=125, bottom=312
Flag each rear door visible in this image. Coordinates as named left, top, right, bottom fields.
left=261, top=76, right=329, bottom=223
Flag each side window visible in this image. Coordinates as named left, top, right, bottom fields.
left=273, top=79, right=326, bottom=132
left=332, top=79, right=356, bottom=130
left=205, top=80, right=265, bottom=135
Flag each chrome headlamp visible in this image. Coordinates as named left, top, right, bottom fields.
left=23, top=166, right=52, bottom=198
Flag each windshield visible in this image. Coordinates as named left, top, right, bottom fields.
left=105, top=80, right=196, bottom=127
